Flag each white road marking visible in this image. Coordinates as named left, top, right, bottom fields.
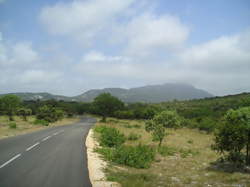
left=26, top=142, right=40, bottom=151
left=42, top=136, right=51, bottom=142
left=0, top=154, right=21, bottom=169
left=53, top=132, right=59, bottom=136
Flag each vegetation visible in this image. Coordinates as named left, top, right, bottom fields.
left=145, top=111, right=180, bottom=147
left=0, top=95, right=21, bottom=121
left=36, top=105, right=64, bottom=123
left=98, top=126, right=126, bottom=148
left=33, top=119, right=49, bottom=126
left=17, top=107, right=32, bottom=121
left=212, top=107, right=250, bottom=165
left=93, top=93, right=124, bottom=122
left=8, top=122, right=17, bottom=129
left=94, top=118, right=250, bottom=187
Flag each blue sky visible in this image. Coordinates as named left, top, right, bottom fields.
left=0, top=0, right=250, bottom=96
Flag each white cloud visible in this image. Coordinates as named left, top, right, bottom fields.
left=20, top=70, right=61, bottom=84
left=0, top=40, right=39, bottom=67
left=39, top=0, right=189, bottom=54
left=116, top=13, right=189, bottom=56
left=82, top=51, right=125, bottom=62
left=40, top=0, right=135, bottom=45
left=10, top=42, right=39, bottom=65
left=180, top=31, right=250, bottom=71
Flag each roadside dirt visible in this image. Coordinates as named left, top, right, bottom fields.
left=86, top=129, right=121, bottom=187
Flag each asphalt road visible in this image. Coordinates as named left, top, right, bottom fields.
left=0, top=117, right=95, bottom=187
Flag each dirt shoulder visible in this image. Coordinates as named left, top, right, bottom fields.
left=0, top=116, right=80, bottom=139
left=86, top=129, right=120, bottom=187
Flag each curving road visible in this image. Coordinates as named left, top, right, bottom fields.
left=0, top=117, right=95, bottom=187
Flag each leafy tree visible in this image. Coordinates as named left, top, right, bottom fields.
left=17, top=107, right=32, bottom=121
left=93, top=93, right=124, bottom=122
left=36, top=105, right=64, bottom=123
left=0, top=95, right=21, bottom=121
left=212, top=107, right=250, bottom=165
left=146, top=111, right=180, bottom=147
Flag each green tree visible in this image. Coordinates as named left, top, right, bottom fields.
left=36, top=105, right=64, bottom=123
left=212, top=107, right=250, bottom=165
left=146, top=110, right=180, bottom=147
left=93, top=93, right=124, bottom=122
left=0, top=95, right=21, bottom=121
left=17, top=107, right=32, bottom=121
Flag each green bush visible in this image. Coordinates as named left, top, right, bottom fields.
left=97, top=144, right=155, bottom=168
left=36, top=105, right=64, bottom=123
left=197, top=118, right=216, bottom=133
left=94, top=125, right=109, bottom=133
left=33, top=119, right=49, bottom=126
left=99, top=127, right=125, bottom=147
left=127, top=133, right=141, bottom=141
left=112, top=144, right=155, bottom=168
left=95, top=147, right=115, bottom=161
left=8, top=122, right=17, bottom=129
left=114, top=110, right=134, bottom=119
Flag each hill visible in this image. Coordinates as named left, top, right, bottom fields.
left=75, top=83, right=213, bottom=103
left=0, top=83, right=213, bottom=103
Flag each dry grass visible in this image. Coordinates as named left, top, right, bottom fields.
left=0, top=115, right=80, bottom=139
left=95, top=118, right=250, bottom=187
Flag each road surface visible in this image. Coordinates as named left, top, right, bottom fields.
left=0, top=117, right=95, bottom=187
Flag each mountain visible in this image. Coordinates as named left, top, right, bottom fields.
left=0, top=92, right=74, bottom=102
left=75, top=83, right=213, bottom=103
left=0, top=83, right=213, bottom=103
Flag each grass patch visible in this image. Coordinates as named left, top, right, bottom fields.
left=8, top=122, right=17, bottom=129
left=0, top=115, right=80, bottom=139
left=158, top=146, right=178, bottom=156
left=33, top=119, right=49, bottom=126
left=106, top=168, right=157, bottom=187
left=127, top=133, right=141, bottom=141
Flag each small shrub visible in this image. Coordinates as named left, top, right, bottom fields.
left=132, top=124, right=141, bottom=128
left=187, top=139, right=193, bottom=144
left=123, top=124, right=133, bottom=128
left=8, top=122, right=17, bottom=129
left=112, top=144, right=155, bottom=168
left=33, top=119, right=49, bottom=126
left=127, top=133, right=141, bottom=141
left=158, top=146, right=177, bottom=156
left=95, top=147, right=115, bottom=161
left=197, top=118, right=216, bottom=133
left=99, top=127, right=125, bottom=147
left=94, top=125, right=109, bottom=133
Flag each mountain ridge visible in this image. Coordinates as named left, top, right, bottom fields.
left=0, top=83, right=213, bottom=103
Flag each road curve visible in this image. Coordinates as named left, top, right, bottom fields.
left=0, top=116, right=95, bottom=187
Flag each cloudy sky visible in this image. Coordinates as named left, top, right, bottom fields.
left=0, top=0, right=249, bottom=96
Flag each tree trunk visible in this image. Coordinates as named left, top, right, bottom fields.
left=102, top=115, right=106, bottom=122
left=158, top=138, right=163, bottom=148
left=9, top=114, right=14, bottom=121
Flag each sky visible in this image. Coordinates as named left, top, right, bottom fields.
left=0, top=0, right=250, bottom=96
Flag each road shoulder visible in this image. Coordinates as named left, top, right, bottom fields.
left=86, top=129, right=120, bottom=187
